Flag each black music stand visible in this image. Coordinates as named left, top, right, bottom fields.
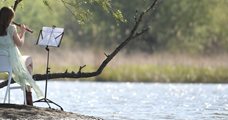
left=34, top=26, right=64, bottom=110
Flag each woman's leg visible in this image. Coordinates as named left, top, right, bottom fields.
left=22, top=56, right=33, bottom=105
left=22, top=56, right=33, bottom=74
left=25, top=85, right=33, bottom=105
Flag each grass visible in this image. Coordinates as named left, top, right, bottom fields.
left=98, top=64, right=228, bottom=83
left=2, top=47, right=228, bottom=83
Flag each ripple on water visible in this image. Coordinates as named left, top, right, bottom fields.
left=1, top=82, right=228, bottom=120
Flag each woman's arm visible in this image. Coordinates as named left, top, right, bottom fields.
left=13, top=24, right=26, bottom=47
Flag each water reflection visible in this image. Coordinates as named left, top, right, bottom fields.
left=0, top=81, right=228, bottom=120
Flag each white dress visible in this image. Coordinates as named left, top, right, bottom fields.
left=0, top=24, right=43, bottom=99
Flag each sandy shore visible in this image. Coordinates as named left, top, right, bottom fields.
left=0, top=104, right=103, bottom=120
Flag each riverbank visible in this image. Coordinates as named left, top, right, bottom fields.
left=5, top=49, right=228, bottom=83
left=30, top=52, right=228, bottom=83
left=0, top=104, right=102, bottom=120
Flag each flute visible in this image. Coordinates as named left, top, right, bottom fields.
left=12, top=21, right=33, bottom=33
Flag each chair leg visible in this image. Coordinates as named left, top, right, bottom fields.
left=3, top=85, right=9, bottom=103
left=8, top=90, right=10, bottom=103
left=3, top=74, right=11, bottom=103
left=8, top=73, right=12, bottom=104
left=3, top=72, right=27, bottom=105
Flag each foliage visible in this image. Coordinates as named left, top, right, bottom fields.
left=150, top=0, right=228, bottom=54
left=42, top=0, right=126, bottom=24
left=1, top=0, right=228, bottom=54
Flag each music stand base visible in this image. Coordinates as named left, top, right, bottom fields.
left=33, top=98, right=63, bottom=111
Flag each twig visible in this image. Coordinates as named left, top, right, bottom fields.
left=78, top=65, right=86, bottom=74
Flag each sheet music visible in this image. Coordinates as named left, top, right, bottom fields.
left=37, top=27, right=64, bottom=47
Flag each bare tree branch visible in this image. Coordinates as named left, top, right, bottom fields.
left=13, top=0, right=22, bottom=10
left=0, top=0, right=159, bottom=89
left=78, top=65, right=86, bottom=74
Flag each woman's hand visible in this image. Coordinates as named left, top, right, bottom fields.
left=19, top=24, right=26, bottom=34
left=13, top=24, right=26, bottom=47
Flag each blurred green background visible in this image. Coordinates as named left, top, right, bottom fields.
left=1, top=0, right=228, bottom=83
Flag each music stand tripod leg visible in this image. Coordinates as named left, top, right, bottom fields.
left=47, top=99, right=64, bottom=110
left=35, top=26, right=64, bottom=111
left=33, top=46, right=63, bottom=111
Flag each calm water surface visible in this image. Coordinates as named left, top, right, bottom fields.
left=1, top=81, right=228, bottom=120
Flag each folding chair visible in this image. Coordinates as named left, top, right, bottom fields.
left=0, top=54, right=27, bottom=104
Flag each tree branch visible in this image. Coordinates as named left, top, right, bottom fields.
left=13, top=0, right=22, bottom=11
left=33, top=0, right=159, bottom=80
left=0, top=0, right=159, bottom=89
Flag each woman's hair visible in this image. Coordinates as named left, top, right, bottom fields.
left=0, top=7, right=15, bottom=36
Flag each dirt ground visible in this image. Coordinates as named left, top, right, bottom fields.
left=0, top=104, right=103, bottom=120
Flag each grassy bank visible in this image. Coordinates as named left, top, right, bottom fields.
left=2, top=64, right=228, bottom=83
left=97, top=65, right=228, bottom=83
left=1, top=48, right=228, bottom=83
left=30, top=49, right=228, bottom=83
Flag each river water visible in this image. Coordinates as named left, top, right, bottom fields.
left=1, top=81, right=228, bottom=120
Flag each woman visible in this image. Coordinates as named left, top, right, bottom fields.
left=0, top=7, right=43, bottom=105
